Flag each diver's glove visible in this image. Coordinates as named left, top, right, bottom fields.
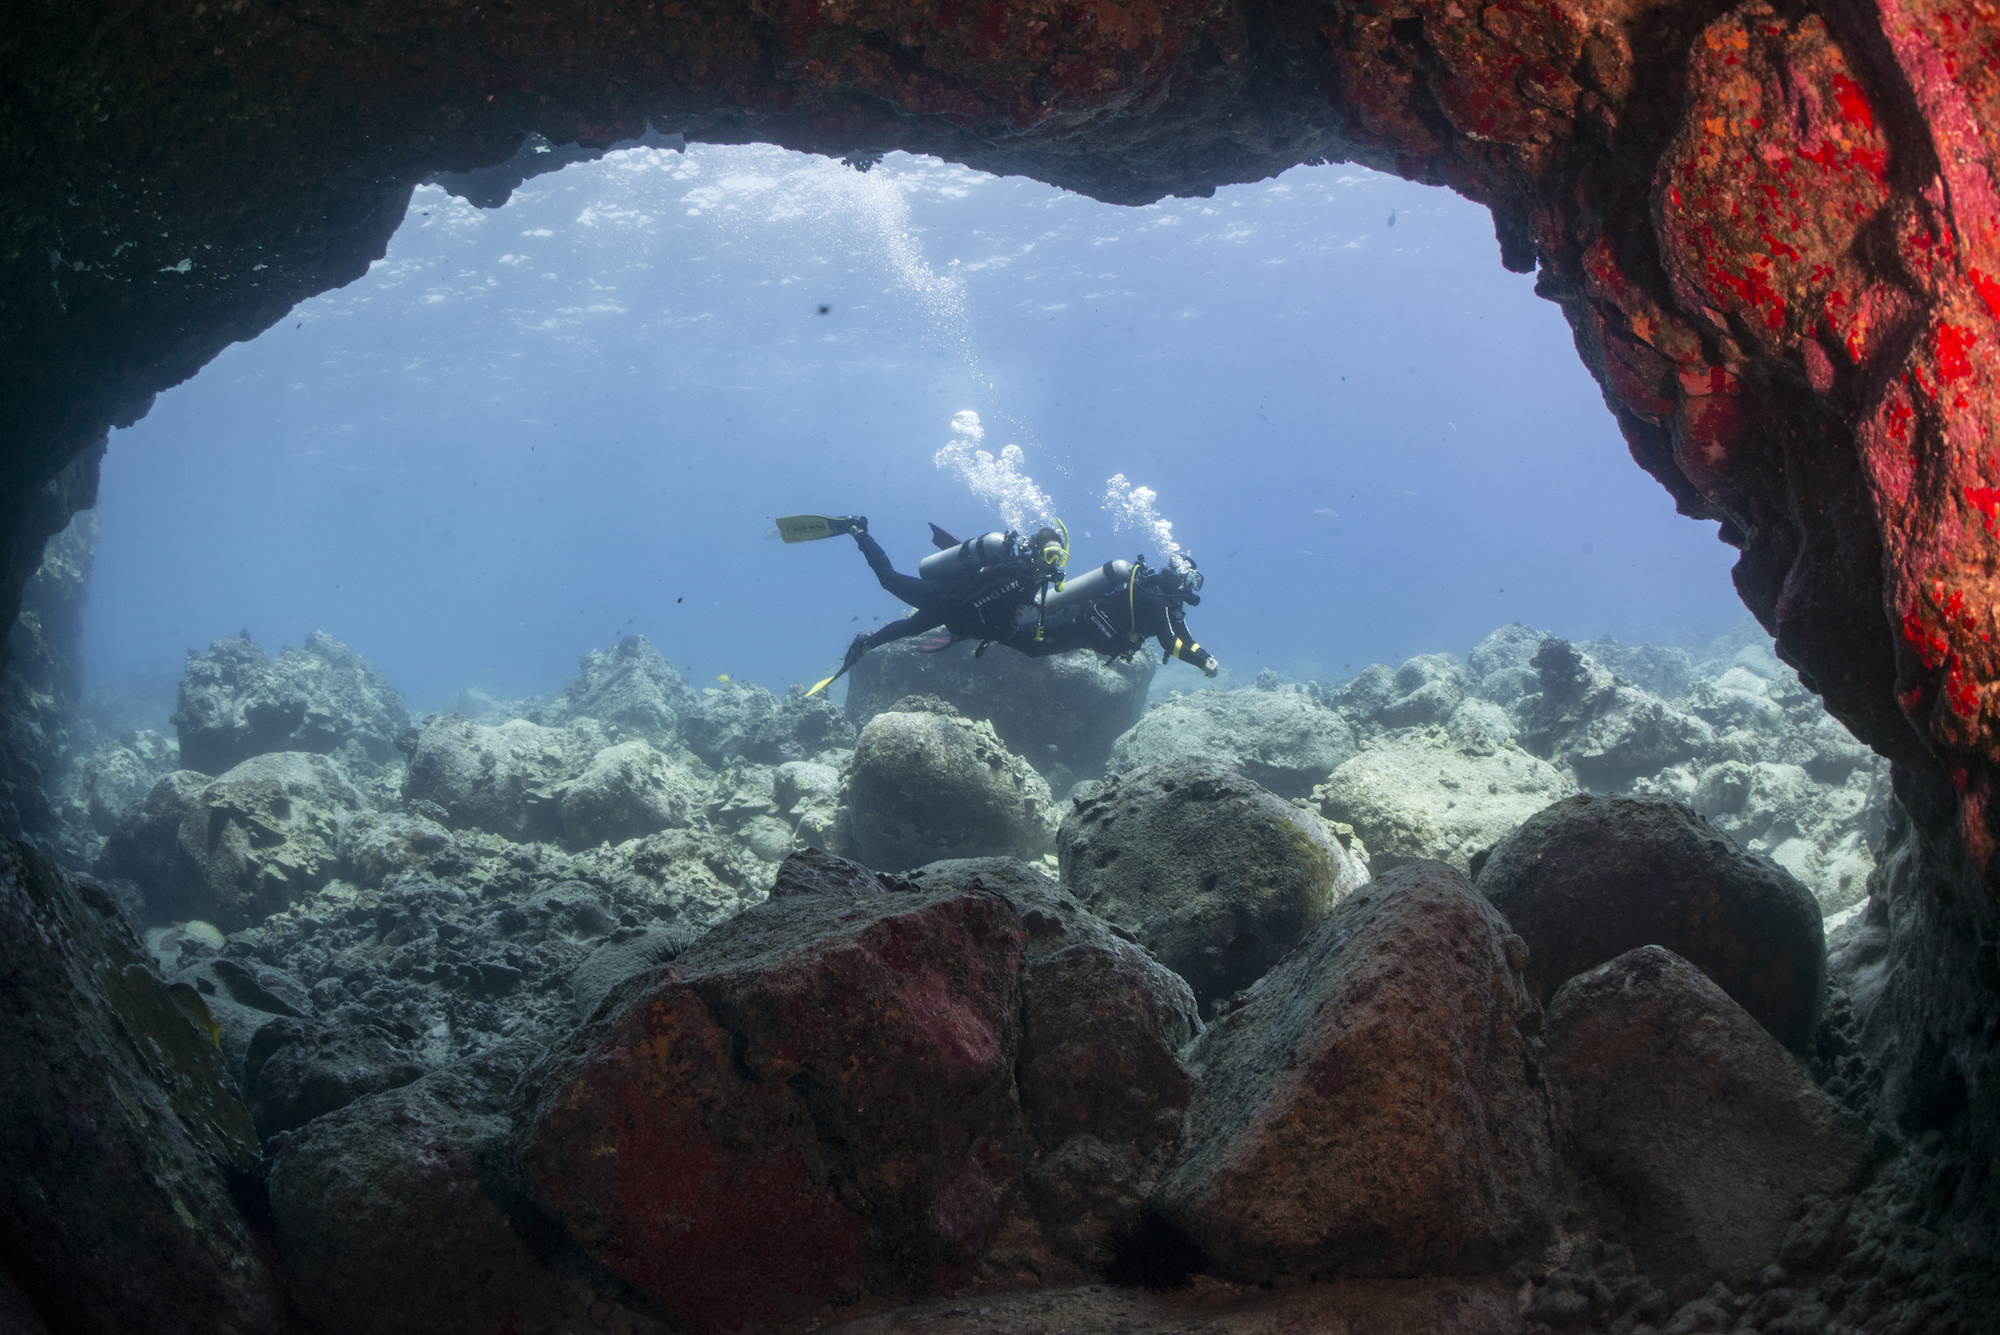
left=1202, top=656, right=1220, bottom=678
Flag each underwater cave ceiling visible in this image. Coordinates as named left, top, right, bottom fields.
left=4, top=1, right=2000, bottom=846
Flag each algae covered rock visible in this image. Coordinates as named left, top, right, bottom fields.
left=172, top=630, right=409, bottom=775
left=684, top=679, right=855, bottom=765
left=847, top=636, right=1152, bottom=779
left=101, top=752, right=365, bottom=930
left=1544, top=945, right=1872, bottom=1290
left=1108, top=687, right=1355, bottom=798
left=1058, top=759, right=1365, bottom=1009
left=558, top=738, right=703, bottom=847
left=245, top=1017, right=428, bottom=1140
left=842, top=705, right=1058, bottom=869
left=1154, top=861, right=1555, bottom=1282
left=1477, top=794, right=1826, bottom=1053
left=402, top=713, right=604, bottom=842
left=1311, top=729, right=1576, bottom=874
left=546, top=633, right=694, bottom=746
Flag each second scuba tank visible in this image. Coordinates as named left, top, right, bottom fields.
left=1037, top=558, right=1134, bottom=612
left=918, top=531, right=1014, bottom=581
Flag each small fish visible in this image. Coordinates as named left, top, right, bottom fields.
left=1312, top=507, right=1340, bottom=518
left=1387, top=209, right=1397, bottom=228
left=717, top=674, right=730, bottom=683
left=1392, top=490, right=1417, bottom=501
left=168, top=982, right=221, bottom=1050
left=763, top=526, right=780, bottom=540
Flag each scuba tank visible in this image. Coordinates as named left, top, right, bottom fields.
left=917, top=531, right=1015, bottom=581
left=1036, top=558, right=1134, bottom=613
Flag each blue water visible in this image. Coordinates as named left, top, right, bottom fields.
left=81, top=145, right=1745, bottom=715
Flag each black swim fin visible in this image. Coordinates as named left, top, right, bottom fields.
left=929, top=523, right=960, bottom=551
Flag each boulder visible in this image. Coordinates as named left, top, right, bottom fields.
left=1544, top=946, right=1873, bottom=1290
left=1057, top=759, right=1366, bottom=1009
left=1516, top=638, right=1711, bottom=788
left=101, top=752, right=366, bottom=931
left=1310, top=731, right=1576, bottom=875
left=1376, top=653, right=1469, bottom=729
left=1108, top=688, right=1356, bottom=798
left=570, top=924, right=700, bottom=1022
left=558, top=738, right=703, bottom=847
left=267, top=1040, right=630, bottom=1335
left=0, top=840, right=289, bottom=1335
left=245, top=1016, right=428, bottom=1140
left=1154, top=861, right=1556, bottom=1282
left=847, top=636, right=1152, bottom=779
left=546, top=633, right=695, bottom=746
left=843, top=706, right=1058, bottom=869
left=685, top=679, right=856, bottom=765
left=341, top=811, right=455, bottom=888
left=68, top=728, right=180, bottom=836
left=513, top=871, right=1028, bottom=1331
left=172, top=630, right=408, bottom=775
left=777, top=759, right=843, bottom=848
left=1476, top=795, right=1826, bottom=1053
left=402, top=713, right=604, bottom=841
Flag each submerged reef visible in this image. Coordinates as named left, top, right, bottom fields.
left=2, top=615, right=1989, bottom=1331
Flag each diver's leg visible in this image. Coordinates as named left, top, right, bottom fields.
left=854, top=531, right=934, bottom=605
left=859, top=612, right=947, bottom=654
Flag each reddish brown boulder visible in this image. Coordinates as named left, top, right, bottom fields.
left=1153, top=860, right=1555, bottom=1282
left=514, top=867, right=1028, bottom=1332
left=1544, top=945, right=1874, bottom=1291
left=1476, top=795, right=1825, bottom=1053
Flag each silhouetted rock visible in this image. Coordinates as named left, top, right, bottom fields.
left=1545, top=945, right=1873, bottom=1291
left=402, top=713, right=605, bottom=842
left=559, top=738, right=703, bottom=847
left=267, top=1040, right=663, bottom=1335
left=245, top=1016, right=428, bottom=1139
left=1057, top=759, right=1365, bottom=1010
left=514, top=875, right=1027, bottom=1331
left=172, top=630, right=409, bottom=775
left=1477, top=795, right=1826, bottom=1053
left=1154, top=861, right=1555, bottom=1282
left=0, top=840, right=289, bottom=1335
left=1108, top=688, right=1355, bottom=798
left=842, top=707, right=1058, bottom=869
left=847, top=637, right=1152, bottom=779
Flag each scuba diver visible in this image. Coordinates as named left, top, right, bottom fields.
left=1006, top=551, right=1219, bottom=677
left=777, top=514, right=1069, bottom=695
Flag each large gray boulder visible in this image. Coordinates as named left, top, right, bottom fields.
left=1108, top=688, right=1356, bottom=798
left=558, top=738, right=705, bottom=847
left=847, top=637, right=1152, bottom=780
left=546, top=633, right=695, bottom=747
left=245, top=1017, right=428, bottom=1140
left=1154, top=861, right=1556, bottom=1282
left=402, top=713, right=604, bottom=842
left=842, top=705, right=1059, bottom=869
left=100, top=752, right=366, bottom=931
left=1516, top=638, right=1711, bottom=788
left=1544, top=945, right=1873, bottom=1291
left=172, top=630, right=408, bottom=776
left=1477, top=794, right=1826, bottom=1054
left=67, top=728, right=180, bottom=837
left=1310, top=729, right=1576, bottom=874
left=684, top=680, right=855, bottom=766
left=0, top=841, right=289, bottom=1335
left=1058, top=759, right=1366, bottom=1009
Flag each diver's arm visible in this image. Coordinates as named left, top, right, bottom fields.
left=1157, top=602, right=1219, bottom=676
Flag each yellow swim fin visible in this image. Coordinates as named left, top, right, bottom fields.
left=805, top=672, right=840, bottom=698
left=775, top=515, right=863, bottom=544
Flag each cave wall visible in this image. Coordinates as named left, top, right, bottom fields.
left=4, top=0, right=1998, bottom=1151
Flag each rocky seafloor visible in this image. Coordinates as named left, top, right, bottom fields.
left=5, top=616, right=1991, bottom=1335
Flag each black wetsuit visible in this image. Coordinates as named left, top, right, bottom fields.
left=852, top=530, right=1044, bottom=654
left=1006, top=577, right=1211, bottom=668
